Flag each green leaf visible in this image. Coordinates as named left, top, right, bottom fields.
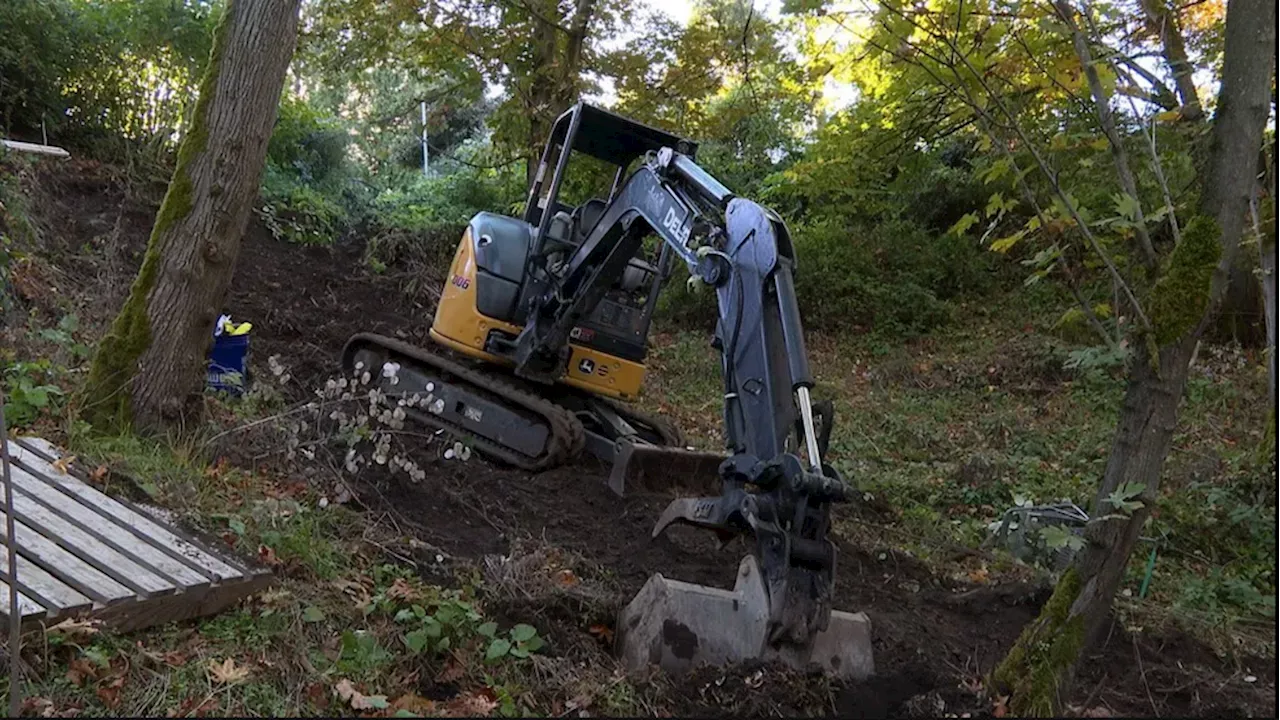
left=990, top=230, right=1026, bottom=254
left=1041, top=525, right=1086, bottom=551
left=985, top=192, right=1005, bottom=218
left=979, top=158, right=1011, bottom=185
left=522, top=635, right=544, bottom=653
left=510, top=646, right=529, bottom=659
left=228, top=516, right=246, bottom=537
left=477, top=621, right=498, bottom=639
left=485, top=638, right=511, bottom=662
left=435, top=636, right=451, bottom=652
left=302, top=606, right=325, bottom=623
left=403, top=629, right=430, bottom=654
left=364, top=696, right=389, bottom=710
left=947, top=212, right=979, bottom=236
left=1114, top=193, right=1140, bottom=222
left=393, top=711, right=422, bottom=718
left=1105, top=482, right=1146, bottom=515
left=394, top=608, right=415, bottom=623
left=510, top=624, right=537, bottom=643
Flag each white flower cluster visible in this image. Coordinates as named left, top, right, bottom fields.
left=292, top=359, right=468, bottom=484
left=267, top=354, right=291, bottom=384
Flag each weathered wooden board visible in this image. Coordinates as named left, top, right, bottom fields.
left=0, top=437, right=274, bottom=631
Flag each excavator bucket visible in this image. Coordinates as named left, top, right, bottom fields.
left=615, top=555, right=875, bottom=680
left=600, top=438, right=726, bottom=497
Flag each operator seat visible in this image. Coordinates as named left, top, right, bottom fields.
left=573, top=198, right=609, bottom=244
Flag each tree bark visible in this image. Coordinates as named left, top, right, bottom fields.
left=1139, top=0, right=1203, bottom=121
left=992, top=0, right=1276, bottom=714
left=522, top=0, right=597, bottom=185
left=79, top=0, right=302, bottom=431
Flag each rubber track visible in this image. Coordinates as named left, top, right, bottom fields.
left=342, top=333, right=585, bottom=472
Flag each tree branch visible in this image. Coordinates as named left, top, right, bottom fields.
left=1053, top=0, right=1159, bottom=271
left=1139, top=0, right=1203, bottom=120
left=867, top=2, right=1154, bottom=333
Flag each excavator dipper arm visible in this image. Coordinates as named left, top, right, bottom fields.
left=514, top=148, right=850, bottom=648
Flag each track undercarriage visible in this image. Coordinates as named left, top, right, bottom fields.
left=341, top=333, right=724, bottom=494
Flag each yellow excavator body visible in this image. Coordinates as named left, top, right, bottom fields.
left=428, top=228, right=648, bottom=401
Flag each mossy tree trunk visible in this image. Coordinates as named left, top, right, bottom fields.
left=992, top=0, right=1276, bottom=715
left=79, top=0, right=302, bottom=432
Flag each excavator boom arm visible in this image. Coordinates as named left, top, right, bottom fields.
left=515, top=148, right=850, bottom=647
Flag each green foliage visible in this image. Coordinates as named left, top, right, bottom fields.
left=1, top=0, right=216, bottom=155
left=259, top=177, right=346, bottom=245
left=1147, top=215, right=1222, bottom=346
left=392, top=593, right=544, bottom=664
left=268, top=95, right=348, bottom=184
left=0, top=0, right=91, bottom=136
left=1, top=360, right=66, bottom=428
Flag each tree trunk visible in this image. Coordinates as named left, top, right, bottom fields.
left=991, top=0, right=1276, bottom=714
left=78, top=0, right=302, bottom=432
left=1257, top=193, right=1277, bottom=423
left=1140, top=0, right=1203, bottom=121
left=992, top=340, right=1194, bottom=715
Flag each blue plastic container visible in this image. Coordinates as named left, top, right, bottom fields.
left=207, top=333, right=250, bottom=395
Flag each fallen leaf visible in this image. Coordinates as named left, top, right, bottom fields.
left=386, top=578, right=421, bottom=602
left=334, top=678, right=389, bottom=711
left=304, top=682, right=328, bottom=707
left=65, top=658, right=99, bottom=686
left=96, top=685, right=122, bottom=710
left=162, top=651, right=188, bottom=667
left=392, top=694, right=437, bottom=714
left=444, top=690, right=499, bottom=717
left=168, top=696, right=220, bottom=718
left=1081, top=706, right=1113, bottom=718
left=967, top=567, right=990, bottom=585
left=89, top=465, right=108, bottom=483
left=992, top=694, right=1009, bottom=718
left=207, top=657, right=250, bottom=685
left=555, top=568, right=579, bottom=587
left=588, top=624, right=614, bottom=644
left=20, top=697, right=55, bottom=717
left=52, top=455, right=77, bottom=475
left=258, top=544, right=281, bottom=566
left=219, top=531, right=238, bottom=548
left=48, top=617, right=100, bottom=640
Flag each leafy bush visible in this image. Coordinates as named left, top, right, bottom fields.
left=267, top=95, right=348, bottom=185
left=1, top=359, right=65, bottom=428
left=258, top=174, right=347, bottom=246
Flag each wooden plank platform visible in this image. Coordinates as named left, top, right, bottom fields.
left=1, top=437, right=274, bottom=632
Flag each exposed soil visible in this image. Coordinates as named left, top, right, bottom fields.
left=8, top=162, right=1275, bottom=718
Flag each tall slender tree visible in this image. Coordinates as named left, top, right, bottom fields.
left=80, top=0, right=303, bottom=431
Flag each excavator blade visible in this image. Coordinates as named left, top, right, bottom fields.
left=615, top=554, right=874, bottom=680
left=595, top=438, right=725, bottom=497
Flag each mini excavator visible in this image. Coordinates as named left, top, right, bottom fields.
left=342, top=103, right=873, bottom=678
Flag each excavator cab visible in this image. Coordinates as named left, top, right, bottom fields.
left=429, top=103, right=695, bottom=403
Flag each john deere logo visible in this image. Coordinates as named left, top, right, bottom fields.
left=578, top=358, right=595, bottom=375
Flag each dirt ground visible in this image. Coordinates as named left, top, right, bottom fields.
left=8, top=161, right=1275, bottom=717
